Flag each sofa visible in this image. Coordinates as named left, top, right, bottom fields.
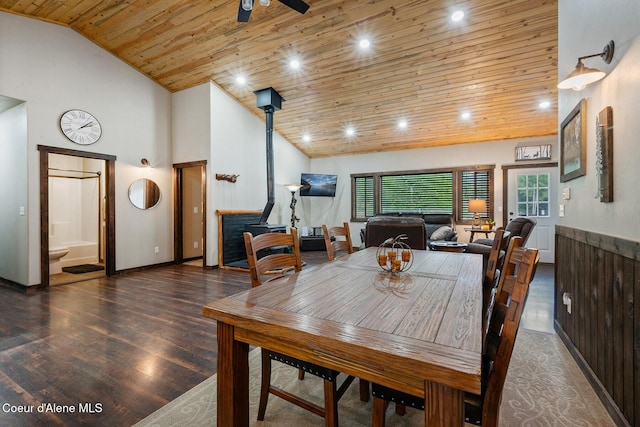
left=361, top=213, right=457, bottom=250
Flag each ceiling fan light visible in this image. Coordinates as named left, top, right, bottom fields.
left=241, top=0, right=253, bottom=12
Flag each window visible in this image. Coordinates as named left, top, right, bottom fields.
left=380, top=172, right=453, bottom=214
left=460, top=170, right=492, bottom=221
left=353, top=176, right=374, bottom=218
left=516, top=173, right=549, bottom=217
left=351, top=166, right=493, bottom=222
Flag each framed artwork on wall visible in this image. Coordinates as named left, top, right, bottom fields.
left=560, top=98, right=587, bottom=182
left=596, top=106, right=613, bottom=202
left=515, top=144, right=552, bottom=161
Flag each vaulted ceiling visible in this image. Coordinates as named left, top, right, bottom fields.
left=0, top=0, right=558, bottom=158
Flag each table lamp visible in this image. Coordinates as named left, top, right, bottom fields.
left=285, top=184, right=303, bottom=228
left=468, top=199, right=486, bottom=227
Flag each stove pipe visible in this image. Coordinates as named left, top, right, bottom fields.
left=254, top=87, right=285, bottom=224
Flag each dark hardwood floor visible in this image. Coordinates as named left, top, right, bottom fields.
left=0, top=251, right=553, bottom=426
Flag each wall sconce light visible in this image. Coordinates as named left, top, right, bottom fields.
left=468, top=199, right=486, bottom=227
left=140, top=158, right=151, bottom=168
left=285, top=184, right=303, bottom=228
left=558, top=40, right=615, bottom=91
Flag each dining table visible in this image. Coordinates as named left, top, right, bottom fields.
left=202, top=247, right=483, bottom=426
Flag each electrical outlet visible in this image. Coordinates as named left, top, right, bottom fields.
left=193, top=206, right=198, bottom=214
left=154, top=246, right=159, bottom=254
left=193, top=241, right=198, bottom=249
left=562, top=292, right=572, bottom=314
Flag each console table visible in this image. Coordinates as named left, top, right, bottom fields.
left=299, top=235, right=326, bottom=251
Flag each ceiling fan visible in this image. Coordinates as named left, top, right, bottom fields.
left=238, top=0, right=310, bottom=22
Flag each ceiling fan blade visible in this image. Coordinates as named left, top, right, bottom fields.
left=237, top=0, right=253, bottom=22
left=278, top=0, right=310, bottom=14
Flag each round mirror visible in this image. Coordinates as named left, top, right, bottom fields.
left=128, top=178, right=161, bottom=210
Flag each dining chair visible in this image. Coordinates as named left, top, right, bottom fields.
left=243, top=229, right=355, bottom=426
left=322, top=222, right=354, bottom=261
left=370, top=245, right=539, bottom=427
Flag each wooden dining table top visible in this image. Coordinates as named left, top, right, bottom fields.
left=203, top=247, right=484, bottom=398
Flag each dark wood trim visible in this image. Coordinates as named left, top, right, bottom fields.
left=38, top=145, right=117, bottom=287
left=173, top=160, right=207, bottom=268
left=501, top=161, right=557, bottom=225
left=38, top=149, right=49, bottom=289
left=556, top=225, right=640, bottom=261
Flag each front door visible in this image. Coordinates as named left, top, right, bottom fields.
left=507, top=166, right=557, bottom=263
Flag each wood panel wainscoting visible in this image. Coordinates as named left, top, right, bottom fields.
left=554, top=225, right=640, bottom=427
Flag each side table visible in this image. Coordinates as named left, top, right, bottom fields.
left=464, top=227, right=495, bottom=243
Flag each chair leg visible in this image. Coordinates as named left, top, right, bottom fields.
left=323, top=378, right=339, bottom=427
left=257, top=349, right=271, bottom=421
left=298, top=368, right=305, bottom=380
left=395, top=403, right=406, bottom=415
left=372, top=396, right=388, bottom=427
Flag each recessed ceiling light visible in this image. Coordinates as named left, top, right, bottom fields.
left=451, top=10, right=464, bottom=22
left=460, top=111, right=471, bottom=120
left=289, top=59, right=301, bottom=69
left=539, top=100, right=551, bottom=109
left=397, top=119, right=408, bottom=130
left=345, top=126, right=355, bottom=137
left=302, top=134, right=311, bottom=143
left=359, top=39, right=371, bottom=50
left=236, top=75, right=246, bottom=85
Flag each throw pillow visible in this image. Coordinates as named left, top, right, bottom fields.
left=430, top=226, right=452, bottom=240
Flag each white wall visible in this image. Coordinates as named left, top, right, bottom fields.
left=310, top=135, right=557, bottom=246
left=0, top=102, right=28, bottom=284
left=173, top=82, right=311, bottom=266
left=557, top=0, right=640, bottom=242
left=0, top=12, right=173, bottom=283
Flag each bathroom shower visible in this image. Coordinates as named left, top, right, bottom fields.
left=48, top=153, right=105, bottom=279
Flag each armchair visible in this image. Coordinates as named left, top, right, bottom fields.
left=466, top=217, right=536, bottom=267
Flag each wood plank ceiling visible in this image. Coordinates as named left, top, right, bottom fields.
left=0, top=0, right=558, bottom=158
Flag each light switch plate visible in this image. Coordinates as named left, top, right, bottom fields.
left=559, top=204, right=565, bottom=217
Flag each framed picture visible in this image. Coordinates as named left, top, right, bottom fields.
left=596, top=106, right=613, bottom=202
left=515, top=144, right=552, bottom=161
left=560, top=99, right=587, bottom=182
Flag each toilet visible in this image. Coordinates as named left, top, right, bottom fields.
left=49, top=246, right=70, bottom=275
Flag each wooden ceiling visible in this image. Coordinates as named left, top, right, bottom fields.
left=1, top=0, right=558, bottom=158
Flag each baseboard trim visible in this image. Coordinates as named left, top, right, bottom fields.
left=554, top=321, right=630, bottom=427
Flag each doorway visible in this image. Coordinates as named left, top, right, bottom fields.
left=503, top=163, right=558, bottom=263
left=39, top=145, right=116, bottom=288
left=173, top=161, right=207, bottom=267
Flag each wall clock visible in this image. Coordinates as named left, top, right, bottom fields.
left=59, top=109, right=102, bottom=145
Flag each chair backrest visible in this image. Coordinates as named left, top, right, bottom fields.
left=243, top=228, right=302, bottom=288
left=481, top=244, right=539, bottom=426
left=484, top=228, right=506, bottom=288
left=482, top=229, right=506, bottom=322
left=322, top=222, right=354, bottom=261
left=504, top=217, right=537, bottom=246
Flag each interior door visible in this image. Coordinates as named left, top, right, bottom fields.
left=507, top=167, right=557, bottom=263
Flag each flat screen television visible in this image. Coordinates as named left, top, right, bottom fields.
left=300, top=173, right=337, bottom=197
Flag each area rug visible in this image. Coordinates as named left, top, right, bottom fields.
left=134, top=329, right=615, bottom=426
left=61, top=264, right=105, bottom=274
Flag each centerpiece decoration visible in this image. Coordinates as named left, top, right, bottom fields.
left=376, top=234, right=413, bottom=273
